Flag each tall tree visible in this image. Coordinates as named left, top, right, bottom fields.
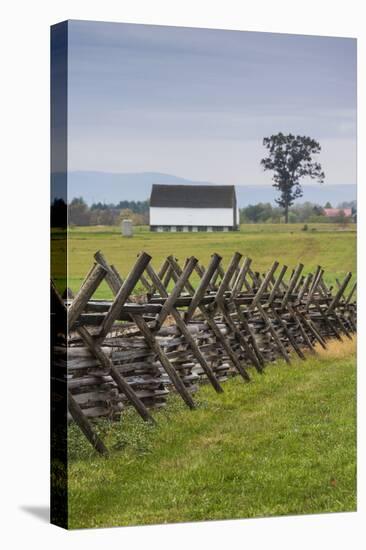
left=260, top=133, right=325, bottom=223
left=68, top=197, right=90, bottom=226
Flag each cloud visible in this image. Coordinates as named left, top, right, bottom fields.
left=67, top=20, right=357, bottom=184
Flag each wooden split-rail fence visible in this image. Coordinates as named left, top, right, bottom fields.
left=51, top=250, right=357, bottom=455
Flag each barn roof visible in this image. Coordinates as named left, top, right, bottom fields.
left=150, top=184, right=236, bottom=209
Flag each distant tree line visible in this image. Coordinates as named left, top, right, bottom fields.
left=90, top=200, right=149, bottom=214
left=239, top=200, right=356, bottom=224
left=66, top=198, right=149, bottom=226
left=51, top=198, right=67, bottom=228
left=50, top=197, right=356, bottom=228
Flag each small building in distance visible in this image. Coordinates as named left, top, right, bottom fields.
left=323, top=208, right=352, bottom=218
left=149, top=184, right=239, bottom=232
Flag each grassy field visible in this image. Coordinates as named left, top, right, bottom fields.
left=68, top=338, right=356, bottom=529
left=52, top=222, right=356, bottom=298
left=60, top=222, right=356, bottom=528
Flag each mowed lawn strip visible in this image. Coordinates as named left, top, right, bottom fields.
left=68, top=338, right=356, bottom=529
left=56, top=223, right=356, bottom=298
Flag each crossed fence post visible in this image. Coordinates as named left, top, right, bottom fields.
left=206, top=253, right=264, bottom=373
left=235, top=260, right=291, bottom=364
left=52, top=279, right=110, bottom=455
left=170, top=254, right=251, bottom=382
left=144, top=263, right=224, bottom=393
left=59, top=248, right=356, bottom=455
left=95, top=251, right=199, bottom=410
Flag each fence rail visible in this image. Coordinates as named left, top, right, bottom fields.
left=51, top=250, right=356, bottom=454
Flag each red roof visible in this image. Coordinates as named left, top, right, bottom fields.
left=323, top=208, right=352, bottom=217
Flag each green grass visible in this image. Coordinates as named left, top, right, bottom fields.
left=68, top=338, right=356, bottom=529
left=52, top=223, right=356, bottom=298
left=61, top=222, right=357, bottom=527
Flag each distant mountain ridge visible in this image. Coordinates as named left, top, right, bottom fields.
left=59, top=171, right=356, bottom=208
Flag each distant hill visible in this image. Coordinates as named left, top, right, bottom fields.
left=55, top=171, right=356, bottom=208
left=58, top=171, right=213, bottom=204
left=235, top=184, right=356, bottom=208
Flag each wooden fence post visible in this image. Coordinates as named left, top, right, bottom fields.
left=145, top=263, right=224, bottom=393
left=68, top=391, right=109, bottom=456
left=169, top=255, right=251, bottom=382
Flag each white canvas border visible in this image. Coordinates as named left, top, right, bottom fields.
left=1, top=1, right=364, bottom=548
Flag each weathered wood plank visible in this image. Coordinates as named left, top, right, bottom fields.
left=68, top=391, right=109, bottom=455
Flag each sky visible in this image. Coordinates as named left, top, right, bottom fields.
left=68, top=20, right=357, bottom=186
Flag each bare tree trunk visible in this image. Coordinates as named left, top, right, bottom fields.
left=284, top=203, right=289, bottom=224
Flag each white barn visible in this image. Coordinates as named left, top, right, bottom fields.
left=149, top=184, right=239, bottom=232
